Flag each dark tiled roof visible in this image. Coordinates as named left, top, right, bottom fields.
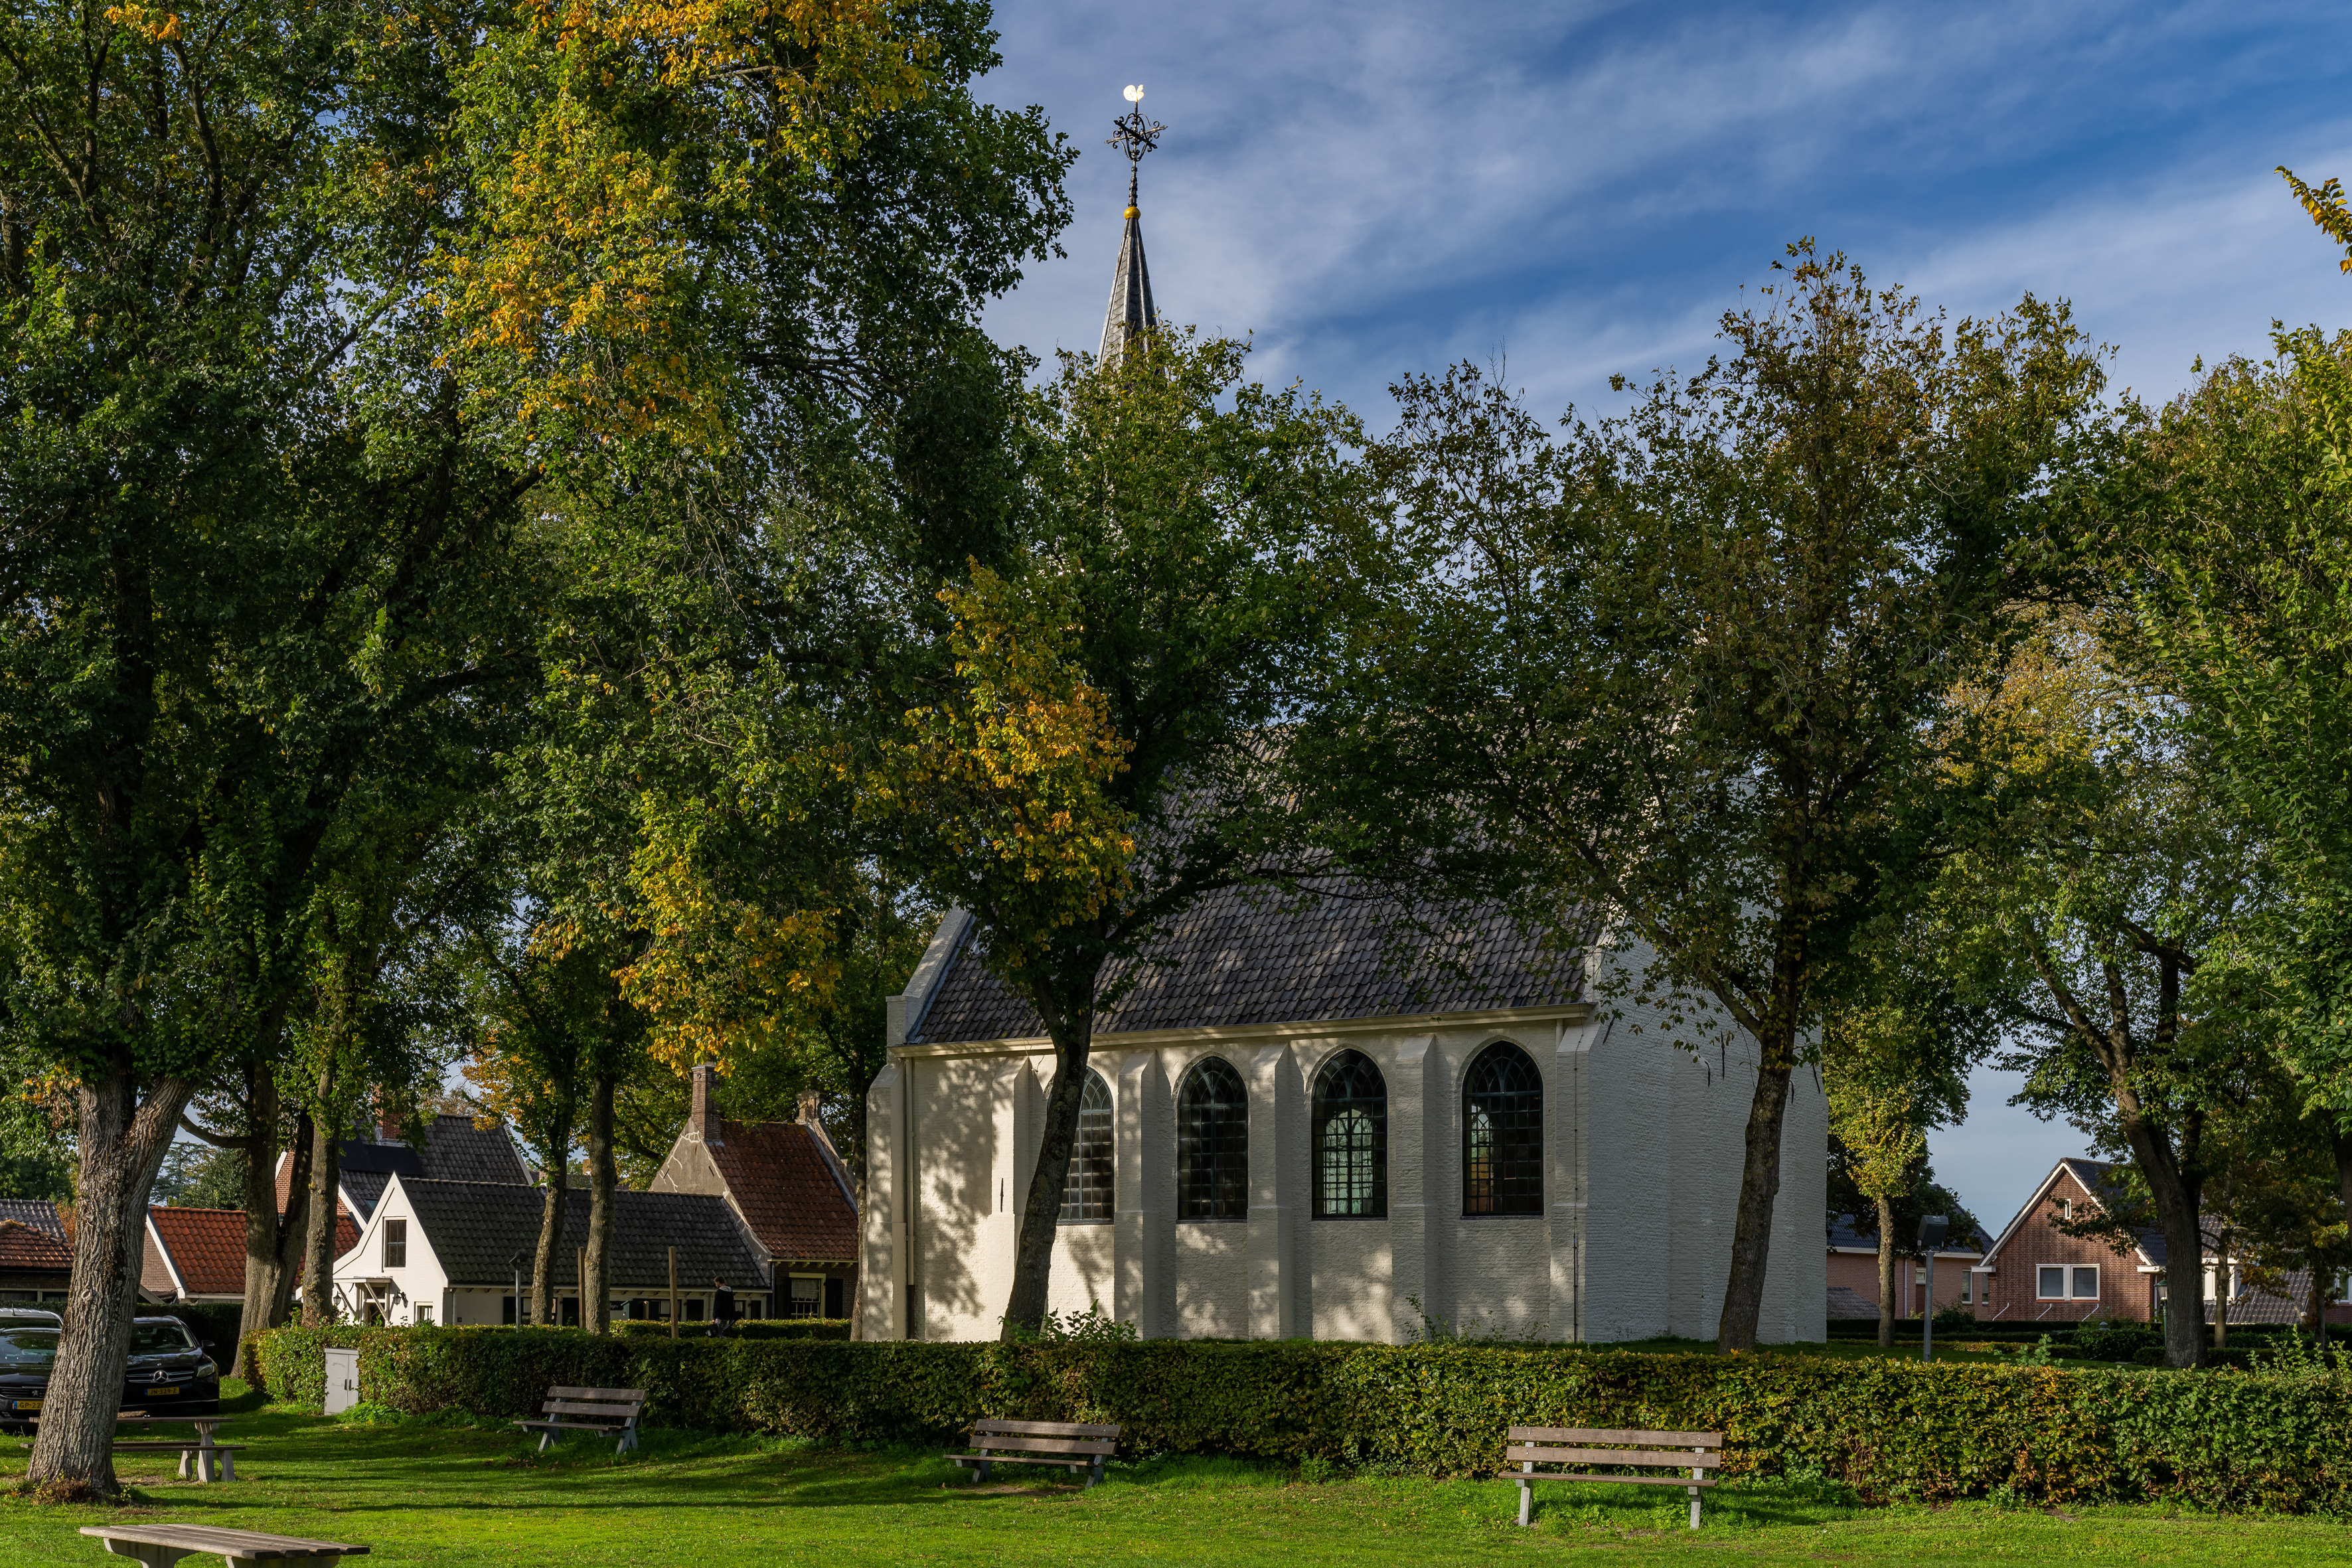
left=0, top=1200, right=64, bottom=1241
left=708, top=1121, right=858, bottom=1263
left=911, top=886, right=1585, bottom=1044
left=337, top=1142, right=425, bottom=1178
left=340, top=1168, right=391, bottom=1220
left=275, top=1117, right=529, bottom=1220
left=411, top=1115, right=530, bottom=1185
left=2060, top=1158, right=2168, bottom=1265
left=394, top=1179, right=765, bottom=1290
left=1827, top=1285, right=1877, bottom=1320
left=1828, top=1214, right=1988, bottom=1255
left=0, top=1219, right=70, bottom=1272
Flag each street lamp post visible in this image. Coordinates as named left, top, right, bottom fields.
left=1917, top=1215, right=1949, bottom=1362
left=509, top=1251, right=526, bottom=1332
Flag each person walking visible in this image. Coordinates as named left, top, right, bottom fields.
left=710, top=1276, right=736, bottom=1338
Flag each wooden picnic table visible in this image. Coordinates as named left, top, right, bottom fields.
left=80, top=1522, right=366, bottom=1565
left=21, top=1412, right=240, bottom=1481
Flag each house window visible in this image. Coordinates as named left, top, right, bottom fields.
left=1177, top=1056, right=1249, bottom=1221
left=685, top=1297, right=706, bottom=1322
left=1462, top=1041, right=1542, bottom=1216
left=2038, top=1265, right=2066, bottom=1299
left=383, top=1218, right=406, bottom=1270
left=413, top=1304, right=433, bottom=1326
left=2071, top=1266, right=2100, bottom=1299
left=1312, top=1050, right=1387, bottom=1219
left=789, top=1276, right=823, bottom=1318
left=1061, top=1070, right=1114, bottom=1222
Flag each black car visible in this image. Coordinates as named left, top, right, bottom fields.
left=0, top=1315, right=221, bottom=1427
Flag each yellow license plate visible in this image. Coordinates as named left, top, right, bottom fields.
left=147, top=1387, right=177, bottom=1397
left=13, top=1400, right=39, bottom=1411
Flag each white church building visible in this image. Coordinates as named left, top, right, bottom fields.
left=856, top=894, right=1827, bottom=1345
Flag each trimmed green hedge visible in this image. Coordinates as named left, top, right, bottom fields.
left=252, top=1326, right=2352, bottom=1510
left=613, top=1319, right=850, bottom=1342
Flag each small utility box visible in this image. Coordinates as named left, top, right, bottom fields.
left=323, top=1347, right=360, bottom=1415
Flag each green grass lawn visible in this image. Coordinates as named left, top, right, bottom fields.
left=0, top=1381, right=2343, bottom=1565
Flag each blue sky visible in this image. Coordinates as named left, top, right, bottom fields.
left=975, top=0, right=2352, bottom=1233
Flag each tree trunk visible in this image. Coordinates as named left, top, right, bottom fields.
left=531, top=1154, right=568, bottom=1327
left=1000, top=1000, right=1096, bottom=1340
left=2031, top=951, right=2203, bottom=1368
left=300, top=1110, right=343, bottom=1326
left=268, top=1109, right=314, bottom=1328
left=233, top=1077, right=310, bottom=1383
left=1717, top=1054, right=1796, bottom=1352
left=584, top=1071, right=614, bottom=1335
left=2118, top=1112, right=2204, bottom=1368
left=26, top=1066, right=195, bottom=1495
left=1875, top=1194, right=1895, bottom=1350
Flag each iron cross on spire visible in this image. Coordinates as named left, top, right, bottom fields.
left=1108, top=84, right=1166, bottom=216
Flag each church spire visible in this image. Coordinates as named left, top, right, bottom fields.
left=1100, top=85, right=1165, bottom=364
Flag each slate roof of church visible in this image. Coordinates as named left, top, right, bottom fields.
left=908, top=886, right=1587, bottom=1045
left=705, top=1120, right=859, bottom=1264
left=392, top=1178, right=765, bottom=1289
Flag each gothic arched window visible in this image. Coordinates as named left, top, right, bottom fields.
left=1464, top=1041, right=1542, bottom=1215
left=1312, top=1050, right=1387, bottom=1219
left=1061, top=1069, right=1114, bottom=1222
left=1177, top=1057, right=1249, bottom=1221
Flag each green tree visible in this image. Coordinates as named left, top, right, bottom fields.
left=2099, top=320, right=2352, bottom=1247
left=868, top=332, right=1368, bottom=1338
left=1310, top=245, right=2107, bottom=1350
left=0, top=0, right=543, bottom=1488
left=1822, top=954, right=1978, bottom=1344
left=1941, top=616, right=2266, bottom=1366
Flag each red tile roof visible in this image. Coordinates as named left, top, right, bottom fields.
left=147, top=1207, right=358, bottom=1298
left=708, top=1120, right=858, bottom=1263
left=0, top=1217, right=70, bottom=1271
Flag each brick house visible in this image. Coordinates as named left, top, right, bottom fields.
left=143, top=1206, right=359, bottom=1306
left=1975, top=1158, right=2163, bottom=1324
left=651, top=1064, right=860, bottom=1318
left=1826, top=1215, right=1988, bottom=1319
left=0, top=1200, right=71, bottom=1306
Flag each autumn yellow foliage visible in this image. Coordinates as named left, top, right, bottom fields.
left=613, top=801, right=840, bottom=1075
left=439, top=0, right=933, bottom=445
left=866, top=568, right=1135, bottom=972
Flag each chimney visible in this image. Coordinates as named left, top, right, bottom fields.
left=376, top=1092, right=401, bottom=1144
left=795, top=1089, right=819, bottom=1126
left=690, top=1062, right=722, bottom=1146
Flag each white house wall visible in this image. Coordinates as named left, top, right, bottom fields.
left=862, top=980, right=1828, bottom=1346
left=327, top=1174, right=452, bottom=1327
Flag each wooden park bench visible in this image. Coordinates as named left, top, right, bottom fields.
left=946, top=1417, right=1121, bottom=1489
left=514, top=1385, right=645, bottom=1456
left=1503, top=1425, right=1723, bottom=1529
left=79, top=1522, right=366, bottom=1566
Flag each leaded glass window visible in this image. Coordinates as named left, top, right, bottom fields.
left=1312, top=1051, right=1387, bottom=1219
left=1061, top=1069, right=1114, bottom=1222
left=1177, top=1056, right=1249, bottom=1221
left=1463, top=1041, right=1542, bottom=1215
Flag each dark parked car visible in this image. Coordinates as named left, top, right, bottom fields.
left=0, top=1315, right=220, bottom=1427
